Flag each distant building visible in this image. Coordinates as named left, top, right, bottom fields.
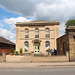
left=0, top=36, right=15, bottom=55
left=57, top=26, right=75, bottom=61
left=15, top=20, right=59, bottom=54
left=57, top=34, right=68, bottom=55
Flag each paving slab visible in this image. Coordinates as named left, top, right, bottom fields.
left=0, top=62, right=75, bottom=68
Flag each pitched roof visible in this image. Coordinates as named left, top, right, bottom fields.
left=0, top=36, right=15, bottom=45
left=15, top=20, right=59, bottom=26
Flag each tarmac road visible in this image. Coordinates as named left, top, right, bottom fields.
left=0, top=66, right=75, bottom=75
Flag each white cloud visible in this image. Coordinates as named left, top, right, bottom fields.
left=0, top=17, right=33, bottom=43
left=3, top=17, right=33, bottom=32
left=59, top=22, right=66, bottom=37
left=0, top=0, right=75, bottom=20
left=0, top=21, right=4, bottom=27
left=0, top=28, right=16, bottom=43
left=0, top=0, right=75, bottom=36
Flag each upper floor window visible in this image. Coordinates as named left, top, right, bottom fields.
left=45, top=28, right=50, bottom=38
left=35, top=28, right=39, bottom=38
left=25, top=29, right=29, bottom=38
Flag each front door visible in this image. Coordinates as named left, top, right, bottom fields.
left=34, top=43, right=40, bottom=54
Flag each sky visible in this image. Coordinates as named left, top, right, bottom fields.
left=0, top=0, right=75, bottom=43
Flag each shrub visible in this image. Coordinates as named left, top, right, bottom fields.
left=11, top=48, right=14, bottom=53
left=15, top=51, right=18, bottom=55
left=20, top=48, right=23, bottom=53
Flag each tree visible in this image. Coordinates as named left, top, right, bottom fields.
left=65, top=19, right=75, bottom=27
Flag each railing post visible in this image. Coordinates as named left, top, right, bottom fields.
left=66, top=51, right=69, bottom=61
left=48, top=50, right=51, bottom=57
left=31, top=51, right=34, bottom=56
left=2, top=51, right=6, bottom=62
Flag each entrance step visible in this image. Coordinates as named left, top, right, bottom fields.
left=23, top=53, right=31, bottom=56
left=34, top=53, right=48, bottom=57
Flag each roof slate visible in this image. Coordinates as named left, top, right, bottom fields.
left=0, top=36, right=15, bottom=45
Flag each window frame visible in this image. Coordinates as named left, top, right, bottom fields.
left=35, top=28, right=39, bottom=38
left=45, top=41, right=50, bottom=47
left=24, top=41, right=29, bottom=52
left=45, top=28, right=50, bottom=38
left=25, top=29, right=29, bottom=38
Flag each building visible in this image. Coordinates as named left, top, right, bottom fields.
left=57, top=34, right=68, bottom=55
left=15, top=20, right=59, bottom=54
left=57, top=26, right=75, bottom=61
left=0, top=36, right=15, bottom=55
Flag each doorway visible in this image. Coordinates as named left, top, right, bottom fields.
left=34, top=43, right=40, bottom=54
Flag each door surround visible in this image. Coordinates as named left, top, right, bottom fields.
left=34, top=42, right=40, bottom=54
left=32, top=39, right=41, bottom=54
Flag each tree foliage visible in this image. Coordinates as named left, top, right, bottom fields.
left=65, top=19, right=75, bottom=27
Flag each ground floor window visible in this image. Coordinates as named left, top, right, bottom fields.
left=45, top=41, right=50, bottom=51
left=24, top=41, right=29, bottom=52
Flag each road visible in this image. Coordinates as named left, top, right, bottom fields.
left=0, top=66, right=75, bottom=75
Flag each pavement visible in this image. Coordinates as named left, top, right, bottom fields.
left=0, top=62, right=75, bottom=68
left=0, top=67, right=75, bottom=75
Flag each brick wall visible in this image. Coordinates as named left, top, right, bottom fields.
left=0, top=49, right=11, bottom=55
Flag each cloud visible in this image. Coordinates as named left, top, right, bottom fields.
left=0, top=21, right=4, bottom=27
left=0, top=17, right=33, bottom=43
left=0, top=0, right=75, bottom=20
left=59, top=22, right=66, bottom=36
left=2, top=17, right=33, bottom=32
left=0, top=28, right=16, bottom=43
left=0, top=0, right=75, bottom=36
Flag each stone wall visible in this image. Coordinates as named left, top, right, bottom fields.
left=68, top=29, right=75, bottom=61
left=6, top=53, right=69, bottom=63
left=0, top=49, right=11, bottom=55
left=57, top=26, right=75, bottom=61
left=57, top=34, right=69, bottom=55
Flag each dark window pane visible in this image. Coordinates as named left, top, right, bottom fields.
left=25, top=35, right=29, bottom=38
left=46, top=34, right=50, bottom=38
left=45, top=41, right=50, bottom=47
left=38, top=46, right=39, bottom=49
left=25, top=42, right=29, bottom=47
left=25, top=50, right=28, bottom=52
left=35, top=46, right=36, bottom=49
left=35, top=35, right=39, bottom=38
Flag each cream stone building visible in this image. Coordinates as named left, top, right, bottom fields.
left=15, top=20, right=59, bottom=54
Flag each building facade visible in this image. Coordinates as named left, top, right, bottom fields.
left=57, top=34, right=69, bottom=55
left=15, top=20, right=59, bottom=54
left=57, top=26, right=75, bottom=61
left=0, top=36, right=15, bottom=55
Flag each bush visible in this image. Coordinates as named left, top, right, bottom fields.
left=20, top=48, right=23, bottom=53
left=15, top=51, right=18, bottom=55
left=11, top=48, right=14, bottom=53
